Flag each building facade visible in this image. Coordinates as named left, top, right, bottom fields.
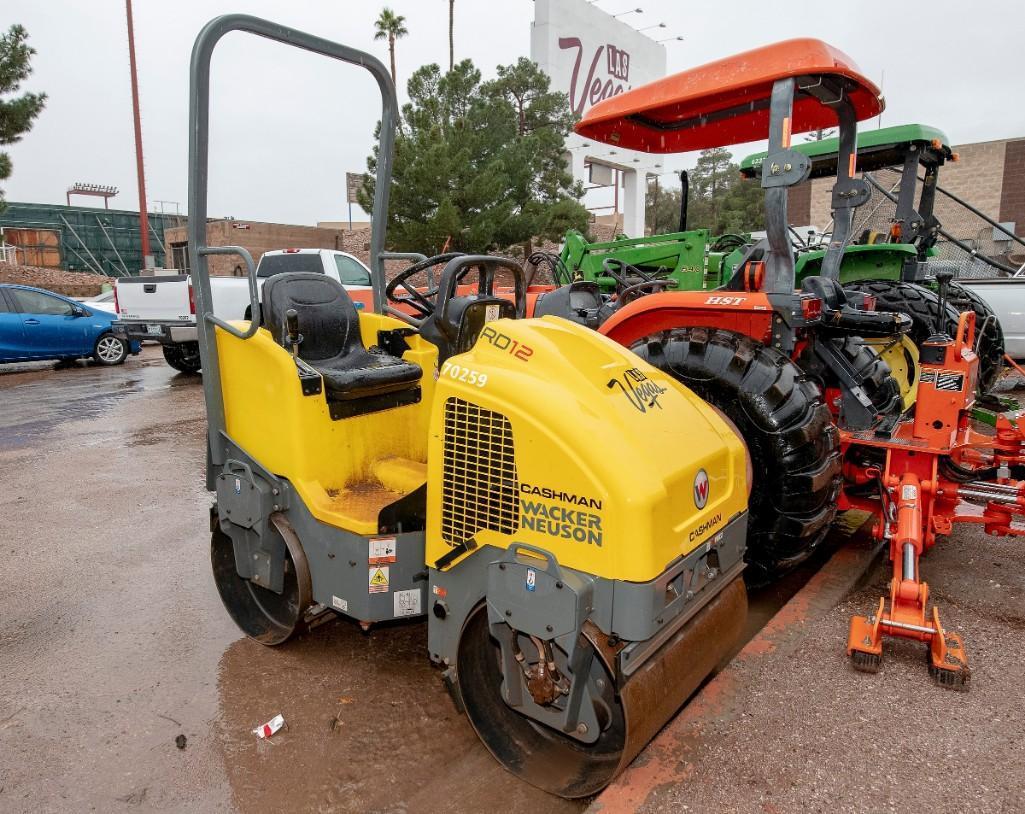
left=531, top=0, right=668, bottom=238
left=0, top=202, right=174, bottom=275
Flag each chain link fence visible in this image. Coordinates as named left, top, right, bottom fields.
left=849, top=167, right=1025, bottom=278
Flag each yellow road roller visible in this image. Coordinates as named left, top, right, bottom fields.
left=189, top=16, right=749, bottom=797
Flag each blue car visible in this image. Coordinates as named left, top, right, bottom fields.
left=0, top=284, right=141, bottom=365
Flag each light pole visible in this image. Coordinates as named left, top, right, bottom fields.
left=656, top=35, right=684, bottom=43
left=612, top=8, right=643, bottom=18
left=125, top=0, right=153, bottom=270
left=638, top=22, right=666, bottom=32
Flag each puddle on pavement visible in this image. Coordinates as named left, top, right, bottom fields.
left=126, top=416, right=206, bottom=447
left=214, top=617, right=582, bottom=814
left=211, top=518, right=872, bottom=814
left=0, top=359, right=200, bottom=451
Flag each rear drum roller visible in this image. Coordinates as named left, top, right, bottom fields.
left=635, top=328, right=841, bottom=584
left=211, top=513, right=312, bottom=645
left=456, top=578, right=747, bottom=798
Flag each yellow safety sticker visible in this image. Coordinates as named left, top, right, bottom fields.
left=369, top=566, right=390, bottom=594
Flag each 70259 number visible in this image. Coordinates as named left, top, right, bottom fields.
left=440, top=361, right=488, bottom=387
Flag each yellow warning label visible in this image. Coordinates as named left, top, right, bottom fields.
left=368, top=566, right=389, bottom=594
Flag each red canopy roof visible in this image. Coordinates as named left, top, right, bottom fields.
left=575, top=38, right=884, bottom=154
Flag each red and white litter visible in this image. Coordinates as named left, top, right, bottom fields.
left=253, top=714, right=285, bottom=739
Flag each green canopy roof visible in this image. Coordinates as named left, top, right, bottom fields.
left=740, top=123, right=952, bottom=178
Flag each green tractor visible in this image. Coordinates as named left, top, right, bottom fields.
left=740, top=124, right=1007, bottom=390
left=547, top=171, right=749, bottom=294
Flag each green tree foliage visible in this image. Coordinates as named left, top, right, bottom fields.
left=358, top=58, right=588, bottom=255
left=374, top=7, right=408, bottom=86
left=673, top=148, right=765, bottom=235
left=0, top=25, right=46, bottom=213
left=645, top=180, right=682, bottom=235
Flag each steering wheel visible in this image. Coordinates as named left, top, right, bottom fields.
left=385, top=252, right=465, bottom=317
left=601, top=258, right=674, bottom=305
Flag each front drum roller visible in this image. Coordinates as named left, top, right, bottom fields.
left=211, top=512, right=313, bottom=645
left=456, top=577, right=747, bottom=798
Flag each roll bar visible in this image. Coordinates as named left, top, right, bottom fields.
left=187, top=15, right=398, bottom=466
left=575, top=39, right=883, bottom=292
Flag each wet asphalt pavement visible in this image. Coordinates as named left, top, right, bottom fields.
left=0, top=347, right=919, bottom=813
left=0, top=347, right=591, bottom=813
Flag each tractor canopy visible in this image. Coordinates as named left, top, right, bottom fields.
left=575, top=38, right=884, bottom=153
left=740, top=123, right=953, bottom=179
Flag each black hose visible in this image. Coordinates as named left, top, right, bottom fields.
left=710, top=233, right=748, bottom=253
left=527, top=251, right=572, bottom=286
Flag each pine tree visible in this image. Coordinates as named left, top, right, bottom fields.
left=0, top=25, right=46, bottom=213
left=648, top=148, right=765, bottom=236
left=358, top=59, right=587, bottom=254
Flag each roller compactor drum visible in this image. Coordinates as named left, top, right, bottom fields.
left=189, top=16, right=750, bottom=797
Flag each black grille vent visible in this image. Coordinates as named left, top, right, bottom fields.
left=442, top=397, right=519, bottom=546
left=936, top=372, right=965, bottom=392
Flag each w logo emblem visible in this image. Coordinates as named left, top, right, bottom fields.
left=693, top=469, right=710, bottom=509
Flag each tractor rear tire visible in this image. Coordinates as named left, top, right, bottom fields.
left=843, top=279, right=1004, bottom=392
left=946, top=281, right=1005, bottom=391
left=797, top=335, right=903, bottom=428
left=162, top=341, right=202, bottom=374
left=634, top=328, right=841, bottom=585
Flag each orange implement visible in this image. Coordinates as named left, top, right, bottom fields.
left=575, top=38, right=884, bottom=153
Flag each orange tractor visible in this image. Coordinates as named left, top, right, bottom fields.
left=567, top=39, right=1025, bottom=686
left=379, top=40, right=1025, bottom=686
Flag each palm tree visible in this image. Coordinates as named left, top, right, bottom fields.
left=374, top=7, right=408, bottom=86
left=448, top=0, right=455, bottom=70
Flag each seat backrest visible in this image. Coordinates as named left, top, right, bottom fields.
left=262, top=272, right=362, bottom=362
left=533, top=281, right=603, bottom=328
left=801, top=275, right=847, bottom=311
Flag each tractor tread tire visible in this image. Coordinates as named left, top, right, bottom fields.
left=634, top=327, right=841, bottom=584
left=798, top=335, right=902, bottom=428
left=946, top=281, right=1005, bottom=391
left=843, top=279, right=1003, bottom=392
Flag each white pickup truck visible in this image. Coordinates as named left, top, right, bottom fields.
left=958, top=277, right=1025, bottom=360
left=112, top=248, right=373, bottom=373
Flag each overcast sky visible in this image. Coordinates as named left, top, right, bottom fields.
left=5, top=0, right=1025, bottom=225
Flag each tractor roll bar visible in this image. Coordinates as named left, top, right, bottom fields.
left=187, top=15, right=398, bottom=466
left=760, top=75, right=871, bottom=290
left=818, top=95, right=871, bottom=281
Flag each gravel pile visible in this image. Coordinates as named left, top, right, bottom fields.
left=0, top=262, right=110, bottom=296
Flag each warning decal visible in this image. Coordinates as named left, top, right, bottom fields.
left=393, top=588, right=421, bottom=618
left=369, top=566, right=390, bottom=594
left=369, top=536, right=397, bottom=565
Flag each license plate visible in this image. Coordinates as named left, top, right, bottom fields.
left=146, top=324, right=164, bottom=335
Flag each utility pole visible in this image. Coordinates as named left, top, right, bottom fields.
left=125, top=0, right=153, bottom=269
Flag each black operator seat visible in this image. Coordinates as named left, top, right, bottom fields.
left=262, top=272, right=421, bottom=402
left=533, top=281, right=604, bottom=329
left=801, top=275, right=913, bottom=337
